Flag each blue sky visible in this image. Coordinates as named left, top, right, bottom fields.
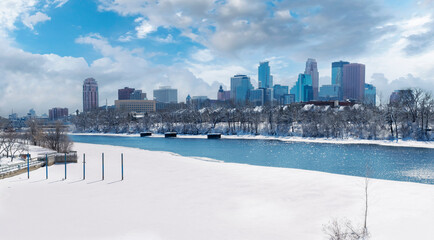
left=0, top=0, right=434, bottom=116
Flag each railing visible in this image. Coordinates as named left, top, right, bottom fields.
left=0, top=158, right=44, bottom=175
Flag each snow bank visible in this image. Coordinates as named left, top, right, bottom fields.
left=0, top=143, right=433, bottom=240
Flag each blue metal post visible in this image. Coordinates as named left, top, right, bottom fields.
left=64, top=153, right=67, bottom=180
left=27, top=154, right=30, bottom=179
left=102, top=153, right=104, bottom=181
left=45, top=154, right=48, bottom=179
left=121, top=153, right=124, bottom=181
left=83, top=153, right=86, bottom=180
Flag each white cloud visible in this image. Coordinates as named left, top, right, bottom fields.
left=191, top=49, right=214, bottom=62
left=22, top=12, right=51, bottom=30
left=135, top=18, right=155, bottom=38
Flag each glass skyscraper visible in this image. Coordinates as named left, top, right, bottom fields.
left=258, top=61, right=272, bottom=89
left=304, top=58, right=319, bottom=100
left=290, top=74, right=313, bottom=102
left=230, top=74, right=253, bottom=104
left=331, top=61, right=349, bottom=100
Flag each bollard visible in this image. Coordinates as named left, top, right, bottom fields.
left=45, top=154, right=48, bottom=179
left=102, top=153, right=104, bottom=181
left=121, top=153, right=124, bottom=181
left=64, top=153, right=67, bottom=180
left=83, top=153, right=86, bottom=180
left=27, top=154, right=30, bottom=179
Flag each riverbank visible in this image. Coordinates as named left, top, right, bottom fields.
left=0, top=143, right=433, bottom=239
left=70, top=132, right=434, bottom=149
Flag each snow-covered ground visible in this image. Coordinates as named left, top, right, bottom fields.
left=71, top=132, right=434, bottom=149
left=0, top=143, right=433, bottom=239
left=0, top=145, right=56, bottom=166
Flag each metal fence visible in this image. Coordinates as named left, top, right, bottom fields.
left=0, top=158, right=44, bottom=176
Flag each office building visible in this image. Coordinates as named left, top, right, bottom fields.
left=290, top=74, right=313, bottom=102
left=83, top=78, right=99, bottom=112
left=304, top=58, right=319, bottom=100
left=130, top=90, right=147, bottom=100
left=258, top=61, right=272, bottom=88
left=364, top=83, right=376, bottom=105
left=118, top=87, right=135, bottom=100
left=249, top=89, right=265, bottom=106
left=230, top=74, right=253, bottom=103
left=49, top=107, right=68, bottom=121
left=115, top=100, right=156, bottom=113
left=342, top=63, right=365, bottom=101
left=273, top=84, right=289, bottom=104
left=319, top=84, right=340, bottom=101
left=153, top=86, right=178, bottom=103
left=217, top=85, right=231, bottom=101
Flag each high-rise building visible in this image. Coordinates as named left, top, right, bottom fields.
left=118, top=87, right=135, bottom=100
left=249, top=89, right=265, bottom=106
left=153, top=86, right=178, bottom=103
left=342, top=63, right=365, bottom=101
left=273, top=84, right=289, bottom=104
left=331, top=61, right=350, bottom=86
left=258, top=61, right=272, bottom=88
left=230, top=74, right=253, bottom=103
left=290, top=74, right=313, bottom=102
left=364, top=83, right=376, bottom=105
left=83, top=78, right=99, bottom=112
left=49, top=107, right=68, bottom=121
left=304, top=58, right=319, bottom=100
left=319, top=84, right=340, bottom=101
left=217, top=85, right=231, bottom=101
left=331, top=61, right=349, bottom=100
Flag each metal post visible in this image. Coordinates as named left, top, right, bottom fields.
left=121, top=153, right=124, bottom=181
left=27, top=154, right=30, bottom=179
left=64, top=153, right=67, bottom=180
left=83, top=153, right=86, bottom=180
left=102, top=153, right=104, bottom=181
left=45, top=154, right=48, bottom=179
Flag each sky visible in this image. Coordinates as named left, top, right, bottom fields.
left=0, top=0, right=434, bottom=116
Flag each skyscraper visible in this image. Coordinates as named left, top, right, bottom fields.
left=258, top=61, right=272, bottom=88
left=304, top=58, right=319, bottom=100
left=290, top=74, right=313, bottom=102
left=153, top=86, right=178, bottom=103
left=230, top=74, right=253, bottom=103
left=342, top=63, right=365, bottom=101
left=331, top=61, right=350, bottom=86
left=83, top=78, right=99, bottom=112
left=331, top=61, right=349, bottom=100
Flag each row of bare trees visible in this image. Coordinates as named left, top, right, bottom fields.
left=0, top=118, right=73, bottom=161
left=72, top=88, right=433, bottom=141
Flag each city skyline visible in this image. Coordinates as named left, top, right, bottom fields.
left=1, top=0, right=434, bottom=116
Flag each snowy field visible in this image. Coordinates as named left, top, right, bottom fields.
left=0, top=142, right=433, bottom=240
